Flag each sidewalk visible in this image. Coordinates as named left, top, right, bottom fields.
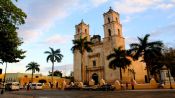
left=0, top=93, right=33, bottom=98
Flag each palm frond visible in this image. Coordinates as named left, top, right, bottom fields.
left=44, top=51, right=51, bottom=54
left=130, top=43, right=140, bottom=48
left=49, top=47, right=54, bottom=54
left=107, top=47, right=131, bottom=71
left=107, top=53, right=116, bottom=60
left=71, top=37, right=93, bottom=54
left=26, top=62, right=40, bottom=73
left=46, top=55, right=52, bottom=62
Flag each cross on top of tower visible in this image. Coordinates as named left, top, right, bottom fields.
left=81, top=19, right=84, bottom=24
left=109, top=6, right=114, bottom=12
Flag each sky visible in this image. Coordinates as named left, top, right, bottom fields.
left=1, top=0, right=175, bottom=76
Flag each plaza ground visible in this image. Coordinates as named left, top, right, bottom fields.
left=0, top=89, right=175, bottom=98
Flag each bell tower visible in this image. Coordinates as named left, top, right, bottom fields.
left=103, top=7, right=125, bottom=81
left=103, top=7, right=122, bottom=38
left=103, top=7, right=125, bottom=49
left=74, top=20, right=90, bottom=40
left=73, top=20, right=90, bottom=82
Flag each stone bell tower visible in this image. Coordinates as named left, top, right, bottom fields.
left=103, top=7, right=125, bottom=81
left=74, top=20, right=90, bottom=40
left=73, top=20, right=90, bottom=82
left=103, top=7, right=125, bottom=49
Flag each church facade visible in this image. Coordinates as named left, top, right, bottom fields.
left=73, top=8, right=147, bottom=84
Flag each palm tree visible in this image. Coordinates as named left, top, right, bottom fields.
left=129, top=34, right=163, bottom=82
left=44, top=47, right=63, bottom=86
left=107, top=47, right=131, bottom=80
left=71, top=37, right=93, bottom=82
left=26, top=62, right=40, bottom=82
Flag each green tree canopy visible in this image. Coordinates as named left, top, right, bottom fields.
left=107, top=47, right=131, bottom=80
left=0, top=1, right=26, bottom=90
left=26, top=62, right=40, bottom=82
left=48, top=70, right=62, bottom=77
left=0, top=0, right=27, bottom=63
left=129, top=34, right=163, bottom=81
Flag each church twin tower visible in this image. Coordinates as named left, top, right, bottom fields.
left=73, top=8, right=125, bottom=83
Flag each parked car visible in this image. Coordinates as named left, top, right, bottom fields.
left=5, top=82, right=20, bottom=91
left=31, top=83, right=43, bottom=90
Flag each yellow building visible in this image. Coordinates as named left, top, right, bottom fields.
left=0, top=73, right=69, bottom=88
left=73, top=8, right=147, bottom=84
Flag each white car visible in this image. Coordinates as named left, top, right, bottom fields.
left=5, top=82, right=20, bottom=91
left=31, top=83, right=43, bottom=90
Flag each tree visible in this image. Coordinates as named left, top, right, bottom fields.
left=48, top=70, right=62, bottom=77
left=156, top=47, right=175, bottom=89
left=71, top=37, right=93, bottom=82
left=26, top=62, right=40, bottom=83
left=44, top=47, right=63, bottom=86
left=129, top=34, right=163, bottom=82
left=0, top=0, right=26, bottom=93
left=107, top=47, right=131, bottom=81
left=0, top=0, right=27, bottom=63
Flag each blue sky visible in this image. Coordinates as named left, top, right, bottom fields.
left=1, top=0, right=175, bottom=76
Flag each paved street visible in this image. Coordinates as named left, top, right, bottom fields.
left=0, top=89, right=175, bottom=98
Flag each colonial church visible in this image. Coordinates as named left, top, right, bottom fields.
left=73, top=8, right=147, bottom=84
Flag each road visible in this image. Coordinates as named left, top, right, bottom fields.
left=0, top=89, right=175, bottom=98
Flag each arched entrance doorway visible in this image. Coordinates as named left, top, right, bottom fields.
left=92, top=73, right=98, bottom=85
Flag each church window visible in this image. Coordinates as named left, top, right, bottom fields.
left=85, top=29, right=87, bottom=34
left=118, top=29, right=120, bottom=36
left=116, top=17, right=118, bottom=22
left=108, top=29, right=111, bottom=36
left=93, top=60, right=96, bottom=67
left=108, top=17, right=110, bottom=23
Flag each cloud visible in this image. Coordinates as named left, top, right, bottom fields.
left=113, top=0, right=175, bottom=14
left=150, top=23, right=175, bottom=36
left=18, top=0, right=79, bottom=43
left=122, top=16, right=132, bottom=23
left=125, top=37, right=138, bottom=45
left=45, top=34, right=72, bottom=44
left=90, top=0, right=108, bottom=7
left=165, top=41, right=175, bottom=47
left=156, top=3, right=174, bottom=9
left=148, top=23, right=175, bottom=47
left=44, top=64, right=73, bottom=76
left=19, top=30, right=41, bottom=43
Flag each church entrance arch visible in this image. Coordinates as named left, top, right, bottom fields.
left=92, top=73, right=98, bottom=85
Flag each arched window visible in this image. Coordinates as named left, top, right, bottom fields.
left=108, top=17, right=110, bottom=23
left=116, top=17, right=118, bottom=22
left=118, top=29, right=120, bottom=36
left=93, top=60, right=96, bottom=67
left=108, top=29, right=111, bottom=36
left=85, top=29, right=87, bottom=34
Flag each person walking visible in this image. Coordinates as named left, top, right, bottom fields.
left=131, top=79, right=135, bottom=90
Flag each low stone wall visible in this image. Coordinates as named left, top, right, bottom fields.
left=114, top=78, right=175, bottom=90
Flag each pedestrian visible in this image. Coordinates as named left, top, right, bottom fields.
left=126, top=82, right=128, bottom=90
left=56, top=82, right=58, bottom=89
left=27, top=84, right=30, bottom=91
left=131, top=79, right=135, bottom=90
